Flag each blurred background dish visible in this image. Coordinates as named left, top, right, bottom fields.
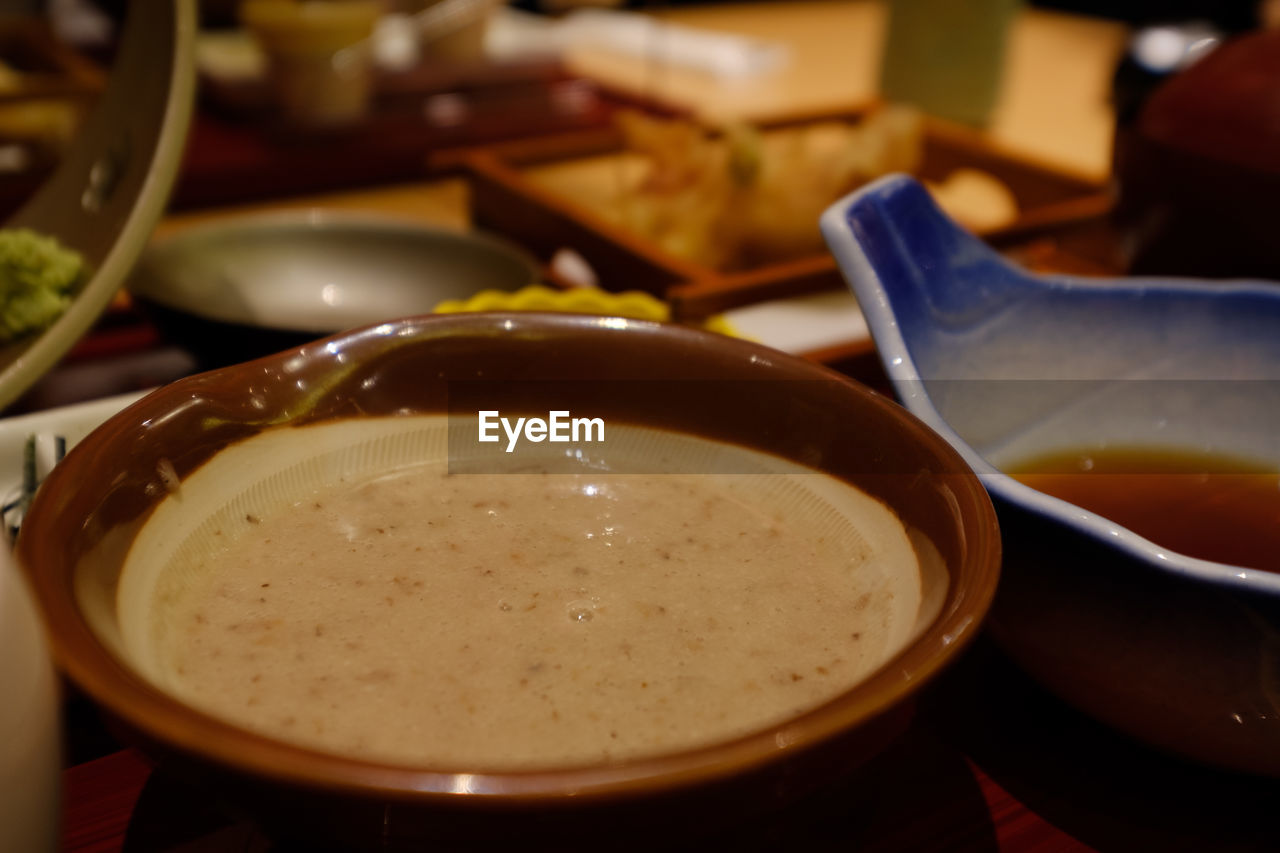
left=239, top=0, right=383, bottom=127
left=0, top=0, right=193, bottom=411
left=127, top=210, right=539, bottom=368
left=822, top=174, right=1280, bottom=777
left=432, top=281, right=739, bottom=337
left=1112, top=26, right=1280, bottom=280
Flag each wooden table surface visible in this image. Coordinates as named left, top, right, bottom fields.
left=47, top=3, right=1280, bottom=851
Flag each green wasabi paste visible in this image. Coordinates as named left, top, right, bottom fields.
left=0, top=228, right=84, bottom=341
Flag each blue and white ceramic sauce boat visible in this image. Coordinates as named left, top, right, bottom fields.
left=822, top=174, right=1280, bottom=776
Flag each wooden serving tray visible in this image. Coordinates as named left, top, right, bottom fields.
left=176, top=60, right=648, bottom=210
left=462, top=107, right=1112, bottom=321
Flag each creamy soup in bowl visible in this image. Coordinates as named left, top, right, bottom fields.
left=120, top=416, right=940, bottom=769
left=17, top=313, right=999, bottom=844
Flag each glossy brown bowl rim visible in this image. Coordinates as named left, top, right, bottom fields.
left=19, top=312, right=1001, bottom=806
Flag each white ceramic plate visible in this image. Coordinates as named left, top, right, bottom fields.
left=0, top=391, right=146, bottom=536
left=128, top=211, right=541, bottom=334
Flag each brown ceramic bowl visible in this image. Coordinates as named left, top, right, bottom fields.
left=17, top=313, right=999, bottom=845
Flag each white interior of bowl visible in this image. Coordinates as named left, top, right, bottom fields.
left=891, top=354, right=1280, bottom=594
left=899, top=293, right=1280, bottom=593
left=106, top=415, right=946, bottom=765
left=822, top=180, right=1280, bottom=595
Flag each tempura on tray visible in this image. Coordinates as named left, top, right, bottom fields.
left=609, top=105, right=1017, bottom=270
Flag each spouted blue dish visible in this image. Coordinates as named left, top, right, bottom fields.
left=822, top=174, right=1280, bottom=776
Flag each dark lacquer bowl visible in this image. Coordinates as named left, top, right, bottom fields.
left=822, top=174, right=1280, bottom=777
left=17, top=312, right=998, bottom=845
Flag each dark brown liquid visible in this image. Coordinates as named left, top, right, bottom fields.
left=1007, top=448, right=1280, bottom=572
